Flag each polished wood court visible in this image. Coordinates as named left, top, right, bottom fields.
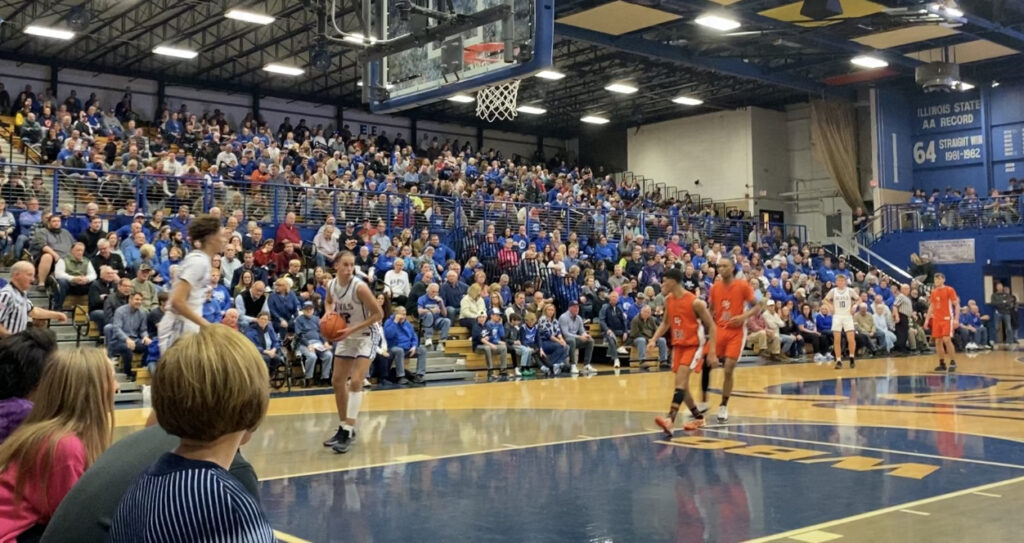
left=115, top=350, right=1024, bottom=542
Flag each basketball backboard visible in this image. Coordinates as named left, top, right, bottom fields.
left=362, top=0, right=553, bottom=113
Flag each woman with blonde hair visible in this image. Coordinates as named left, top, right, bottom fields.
left=0, top=348, right=116, bottom=541
left=459, top=283, right=487, bottom=329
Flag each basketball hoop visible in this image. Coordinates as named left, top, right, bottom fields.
left=476, top=79, right=520, bottom=122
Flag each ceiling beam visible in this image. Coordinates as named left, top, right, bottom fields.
left=554, top=23, right=848, bottom=99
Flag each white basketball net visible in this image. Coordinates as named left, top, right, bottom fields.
left=476, top=79, right=520, bottom=122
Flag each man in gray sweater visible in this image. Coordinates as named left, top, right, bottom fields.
left=31, top=213, right=75, bottom=286
left=558, top=301, right=596, bottom=375
left=107, top=291, right=151, bottom=381
left=991, top=282, right=1017, bottom=344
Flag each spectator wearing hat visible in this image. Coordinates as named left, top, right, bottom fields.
left=294, top=301, right=333, bottom=387
left=383, top=306, right=427, bottom=386
left=132, top=264, right=158, bottom=311
left=472, top=309, right=508, bottom=380
left=558, top=300, right=596, bottom=375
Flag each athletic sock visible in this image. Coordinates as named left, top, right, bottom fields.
left=668, top=388, right=684, bottom=420
left=347, top=391, right=364, bottom=423
left=721, top=396, right=730, bottom=407
left=689, top=406, right=704, bottom=419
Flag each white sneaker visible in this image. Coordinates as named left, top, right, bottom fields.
left=617, top=347, right=629, bottom=355
left=813, top=353, right=823, bottom=363
left=571, top=364, right=580, bottom=375
left=967, top=342, right=978, bottom=350
left=424, top=338, right=433, bottom=347
left=825, top=353, right=835, bottom=361
left=584, top=364, right=598, bottom=374
left=717, top=405, right=729, bottom=422
left=613, top=360, right=621, bottom=369
left=514, top=367, right=522, bottom=377
left=362, top=378, right=371, bottom=387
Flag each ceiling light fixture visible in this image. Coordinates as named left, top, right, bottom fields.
left=851, top=55, right=889, bottom=69
left=225, top=9, right=275, bottom=25
left=672, top=96, right=704, bottom=106
left=604, top=82, right=638, bottom=94
left=927, top=2, right=964, bottom=19
left=534, top=70, right=566, bottom=80
left=581, top=115, right=610, bottom=125
left=992, top=81, right=1001, bottom=88
left=343, top=33, right=377, bottom=44
left=957, top=81, right=975, bottom=91
left=695, top=14, right=741, bottom=32
left=356, top=80, right=394, bottom=89
left=23, top=25, right=75, bottom=40
left=153, top=46, right=199, bottom=59
left=263, top=63, right=304, bottom=76
left=516, top=105, right=547, bottom=115
left=448, top=94, right=475, bottom=103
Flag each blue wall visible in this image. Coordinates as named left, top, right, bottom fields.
left=876, top=80, right=1024, bottom=194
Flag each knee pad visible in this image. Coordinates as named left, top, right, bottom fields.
left=672, top=388, right=685, bottom=405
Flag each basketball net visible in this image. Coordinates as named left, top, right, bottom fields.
left=476, top=79, right=520, bottom=123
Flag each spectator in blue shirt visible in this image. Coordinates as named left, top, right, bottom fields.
left=294, top=302, right=333, bottom=386
left=417, top=283, right=451, bottom=348
left=383, top=306, right=427, bottom=386
left=267, top=277, right=300, bottom=336
left=957, top=305, right=989, bottom=349
left=245, top=312, right=285, bottom=372
left=440, top=271, right=469, bottom=317
left=472, top=310, right=508, bottom=379
left=169, top=205, right=191, bottom=233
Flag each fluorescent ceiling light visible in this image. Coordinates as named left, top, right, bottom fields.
left=535, top=70, right=565, bottom=80
left=957, top=81, right=975, bottom=91
left=850, top=55, right=888, bottom=69
left=153, top=46, right=198, bottom=59
left=263, top=63, right=304, bottom=76
left=604, top=82, right=638, bottom=94
left=24, top=25, right=74, bottom=40
left=343, top=33, right=377, bottom=44
left=581, top=115, right=610, bottom=125
left=516, top=105, right=547, bottom=115
left=225, top=9, right=275, bottom=25
left=672, top=96, right=704, bottom=106
left=927, top=3, right=964, bottom=19
left=695, top=14, right=741, bottom=32
left=992, top=81, right=1001, bottom=88
left=356, top=80, right=393, bottom=89
left=448, top=94, right=475, bottom=103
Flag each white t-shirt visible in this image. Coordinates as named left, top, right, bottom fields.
left=384, top=270, right=411, bottom=297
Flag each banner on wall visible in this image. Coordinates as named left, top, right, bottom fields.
left=918, top=239, right=975, bottom=264
left=911, top=129, right=985, bottom=169
left=914, top=92, right=982, bottom=134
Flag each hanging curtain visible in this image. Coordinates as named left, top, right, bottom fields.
left=810, top=99, right=864, bottom=210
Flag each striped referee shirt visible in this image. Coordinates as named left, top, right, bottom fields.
left=0, top=283, right=33, bottom=335
left=108, top=453, right=275, bottom=543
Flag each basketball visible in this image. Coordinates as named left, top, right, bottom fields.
left=320, top=313, right=348, bottom=342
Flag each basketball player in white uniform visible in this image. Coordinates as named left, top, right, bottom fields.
left=824, top=274, right=858, bottom=369
left=323, top=251, right=384, bottom=454
left=157, top=215, right=226, bottom=354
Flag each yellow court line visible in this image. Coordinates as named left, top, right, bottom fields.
left=700, top=427, right=1024, bottom=470
left=743, top=474, right=1024, bottom=542
left=259, top=429, right=661, bottom=481
left=898, top=509, right=931, bottom=516
left=273, top=530, right=312, bottom=543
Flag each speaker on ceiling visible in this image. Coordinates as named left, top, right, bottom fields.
left=800, top=0, right=843, bottom=20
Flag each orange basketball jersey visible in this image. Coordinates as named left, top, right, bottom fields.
left=929, top=285, right=959, bottom=322
left=666, top=290, right=702, bottom=347
left=709, top=280, right=755, bottom=329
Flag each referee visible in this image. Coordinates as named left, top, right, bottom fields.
left=0, top=261, right=69, bottom=337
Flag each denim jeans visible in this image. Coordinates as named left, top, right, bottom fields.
left=298, top=344, right=333, bottom=379
left=512, top=345, right=534, bottom=367
left=632, top=337, right=667, bottom=362
left=995, top=312, right=1016, bottom=344
left=419, top=312, right=451, bottom=341
left=390, top=345, right=427, bottom=377
left=540, top=340, right=567, bottom=369
left=605, top=330, right=627, bottom=360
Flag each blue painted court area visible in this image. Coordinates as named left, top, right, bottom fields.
left=260, top=423, right=1024, bottom=542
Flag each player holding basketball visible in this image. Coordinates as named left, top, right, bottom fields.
left=157, top=215, right=226, bottom=354
left=824, top=274, right=858, bottom=369
left=649, top=269, right=718, bottom=435
left=323, top=251, right=384, bottom=454
left=708, top=257, right=761, bottom=423
left=927, top=272, right=960, bottom=372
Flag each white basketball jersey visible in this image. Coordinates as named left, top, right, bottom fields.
left=330, top=276, right=370, bottom=336
left=832, top=287, right=854, bottom=317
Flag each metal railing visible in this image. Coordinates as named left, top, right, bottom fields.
left=860, top=197, right=1024, bottom=241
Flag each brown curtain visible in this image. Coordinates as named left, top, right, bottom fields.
left=810, top=99, right=864, bottom=210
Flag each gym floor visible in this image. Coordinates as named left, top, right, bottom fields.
left=114, top=351, right=1024, bottom=542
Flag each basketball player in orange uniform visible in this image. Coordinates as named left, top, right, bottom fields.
left=927, top=272, right=960, bottom=372
left=650, top=269, right=718, bottom=436
left=708, top=257, right=762, bottom=422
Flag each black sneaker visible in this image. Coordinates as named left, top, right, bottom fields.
left=949, top=361, right=957, bottom=373
left=331, top=428, right=356, bottom=454
left=323, top=425, right=345, bottom=447
left=408, top=373, right=425, bottom=385
left=849, top=358, right=856, bottom=369
left=934, top=362, right=947, bottom=371
left=834, top=360, right=843, bottom=369
left=397, top=376, right=411, bottom=386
